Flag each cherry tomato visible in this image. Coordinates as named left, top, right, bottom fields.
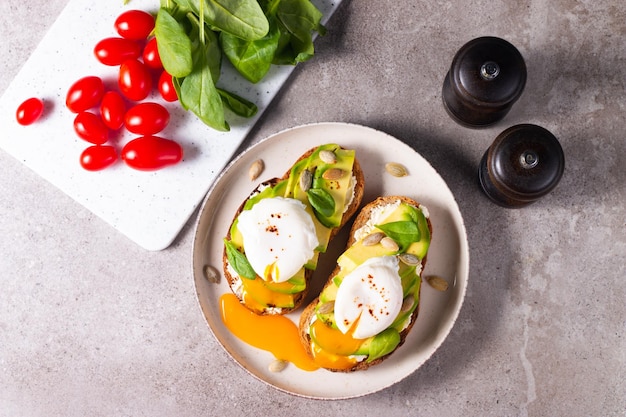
left=114, top=10, right=155, bottom=40
left=158, top=71, right=178, bottom=102
left=80, top=145, right=118, bottom=171
left=73, top=111, right=109, bottom=145
left=94, top=37, right=141, bottom=66
left=125, top=102, right=170, bottom=135
left=16, top=97, right=44, bottom=125
left=121, top=136, right=183, bottom=171
left=100, top=91, right=126, bottom=130
left=118, top=59, right=153, bottom=101
left=66, top=76, right=105, bottom=113
left=142, top=37, right=162, bottom=69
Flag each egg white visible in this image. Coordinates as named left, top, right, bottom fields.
left=334, top=256, right=403, bottom=339
left=237, top=197, right=319, bottom=283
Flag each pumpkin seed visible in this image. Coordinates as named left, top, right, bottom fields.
left=401, top=295, right=415, bottom=313
left=299, top=169, right=313, bottom=192
left=203, top=265, right=220, bottom=283
left=426, top=275, right=449, bottom=292
left=380, top=236, right=399, bottom=251
left=385, top=162, right=408, bottom=177
left=362, top=232, right=385, bottom=246
left=248, top=159, right=264, bottom=181
left=322, top=168, right=344, bottom=180
left=399, top=253, right=420, bottom=266
left=317, top=300, right=335, bottom=314
left=268, top=359, right=288, bottom=373
left=319, top=149, right=337, bottom=164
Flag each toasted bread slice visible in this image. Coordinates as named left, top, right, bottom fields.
left=298, top=196, right=432, bottom=371
left=223, top=145, right=364, bottom=315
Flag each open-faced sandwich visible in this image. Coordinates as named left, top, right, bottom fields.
left=222, top=144, right=364, bottom=315
left=298, top=196, right=432, bottom=371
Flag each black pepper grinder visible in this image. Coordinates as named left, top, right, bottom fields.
left=479, top=124, right=565, bottom=207
left=442, top=36, right=527, bottom=127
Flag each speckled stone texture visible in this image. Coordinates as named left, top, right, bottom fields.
left=1, top=0, right=624, bottom=416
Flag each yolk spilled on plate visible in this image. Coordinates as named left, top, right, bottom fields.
left=219, top=293, right=319, bottom=372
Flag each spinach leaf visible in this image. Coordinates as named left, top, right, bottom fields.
left=307, top=188, right=335, bottom=218
left=179, top=31, right=229, bottom=131
left=367, top=327, right=401, bottom=363
left=185, top=11, right=222, bottom=82
left=274, top=0, right=326, bottom=64
left=177, top=0, right=269, bottom=40
left=172, top=76, right=185, bottom=109
left=217, top=88, right=258, bottom=117
left=155, top=0, right=325, bottom=131
left=376, top=220, right=420, bottom=252
left=278, top=0, right=325, bottom=39
left=224, top=239, right=257, bottom=280
left=220, top=17, right=281, bottom=83
left=155, top=8, right=194, bottom=78
left=205, top=28, right=222, bottom=82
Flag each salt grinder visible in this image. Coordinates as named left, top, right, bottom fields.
left=442, top=36, right=527, bottom=127
left=479, top=124, right=565, bottom=207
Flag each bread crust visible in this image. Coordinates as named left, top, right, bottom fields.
left=222, top=146, right=364, bottom=315
left=298, top=196, right=433, bottom=372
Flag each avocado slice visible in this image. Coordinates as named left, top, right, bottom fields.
left=225, top=144, right=357, bottom=309
left=263, top=270, right=307, bottom=294
left=313, top=201, right=430, bottom=359
left=287, top=144, right=356, bottom=252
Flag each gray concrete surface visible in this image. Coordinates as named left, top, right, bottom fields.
left=1, top=0, right=625, bottom=416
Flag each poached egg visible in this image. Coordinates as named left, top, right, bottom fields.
left=237, top=197, right=319, bottom=283
left=334, top=256, right=403, bottom=339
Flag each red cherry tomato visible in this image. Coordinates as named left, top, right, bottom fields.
left=142, top=37, right=162, bottom=69
left=73, top=111, right=109, bottom=145
left=125, top=102, right=170, bottom=135
left=16, top=97, right=44, bottom=125
left=100, top=91, right=127, bottom=130
left=119, top=59, right=153, bottom=101
left=94, top=37, right=141, bottom=66
left=158, top=71, right=178, bottom=102
left=114, top=10, right=155, bottom=40
left=80, top=145, right=118, bottom=171
left=66, top=76, right=105, bottom=113
left=121, top=136, right=183, bottom=171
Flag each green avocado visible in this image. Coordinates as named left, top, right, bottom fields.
left=336, top=202, right=430, bottom=280
left=263, top=271, right=307, bottom=294
left=314, top=201, right=430, bottom=360
left=286, top=144, right=356, bottom=252
left=225, top=144, right=356, bottom=308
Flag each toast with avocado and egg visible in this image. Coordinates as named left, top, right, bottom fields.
left=298, top=196, right=432, bottom=372
left=222, top=144, right=364, bottom=315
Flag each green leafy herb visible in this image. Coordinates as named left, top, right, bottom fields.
left=220, top=18, right=281, bottom=83
left=307, top=188, right=335, bottom=218
left=179, top=27, right=229, bottom=131
left=202, top=0, right=269, bottom=40
left=273, top=0, right=326, bottom=64
left=367, top=327, right=401, bottom=362
left=376, top=220, right=420, bottom=252
left=224, top=239, right=256, bottom=280
left=155, top=0, right=325, bottom=130
left=155, top=8, right=193, bottom=78
left=217, top=88, right=258, bottom=117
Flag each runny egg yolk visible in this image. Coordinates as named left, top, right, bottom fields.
left=239, top=276, right=295, bottom=314
left=219, top=293, right=319, bottom=372
left=308, top=319, right=362, bottom=370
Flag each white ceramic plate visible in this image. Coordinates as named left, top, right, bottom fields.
left=192, top=122, right=469, bottom=399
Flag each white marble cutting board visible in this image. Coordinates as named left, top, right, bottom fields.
left=0, top=0, right=340, bottom=251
